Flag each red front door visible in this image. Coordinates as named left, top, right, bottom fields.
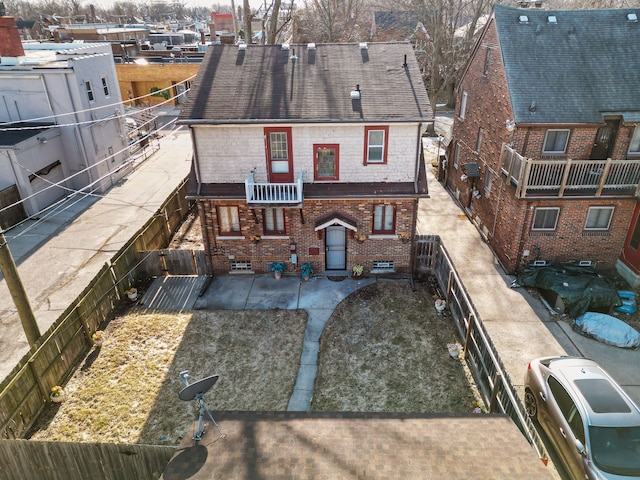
left=265, top=127, right=294, bottom=183
left=622, top=202, right=640, bottom=273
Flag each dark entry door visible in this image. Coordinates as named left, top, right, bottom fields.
left=325, top=226, right=346, bottom=270
left=590, top=120, right=619, bottom=160
left=622, top=203, right=640, bottom=272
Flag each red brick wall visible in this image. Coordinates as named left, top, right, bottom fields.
left=446, top=18, right=637, bottom=273
left=199, top=198, right=415, bottom=275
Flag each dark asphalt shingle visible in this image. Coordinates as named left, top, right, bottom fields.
left=494, top=4, right=640, bottom=124
left=178, top=42, right=432, bottom=124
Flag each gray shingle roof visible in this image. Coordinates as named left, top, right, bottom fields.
left=178, top=42, right=432, bottom=124
left=494, top=4, right=640, bottom=125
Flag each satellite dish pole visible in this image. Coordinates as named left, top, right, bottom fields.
left=178, top=370, right=225, bottom=441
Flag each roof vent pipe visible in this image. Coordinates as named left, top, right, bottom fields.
left=403, top=54, right=407, bottom=67
left=350, top=84, right=361, bottom=100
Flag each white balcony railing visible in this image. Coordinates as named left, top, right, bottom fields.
left=500, top=144, right=640, bottom=198
left=245, top=171, right=304, bottom=205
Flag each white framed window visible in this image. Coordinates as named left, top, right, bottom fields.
left=532, top=207, right=560, bottom=231
left=459, top=91, right=468, bottom=120
left=629, top=126, right=640, bottom=155
left=453, top=142, right=460, bottom=169
left=543, top=129, right=570, bottom=154
left=264, top=207, right=286, bottom=234
left=484, top=169, right=493, bottom=193
left=101, top=76, right=110, bottom=97
left=84, top=80, right=95, bottom=102
left=483, top=48, right=492, bottom=75
left=585, top=206, right=614, bottom=230
left=217, top=206, right=240, bottom=234
left=476, top=127, right=483, bottom=152
left=364, top=126, right=388, bottom=164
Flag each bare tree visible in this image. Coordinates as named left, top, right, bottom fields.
left=294, top=0, right=372, bottom=43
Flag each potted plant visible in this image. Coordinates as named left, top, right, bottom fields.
left=398, top=233, right=411, bottom=243
left=125, top=287, right=138, bottom=301
left=301, top=262, right=313, bottom=281
left=435, top=298, right=446, bottom=313
left=354, top=233, right=367, bottom=243
left=268, top=262, right=287, bottom=279
left=351, top=264, right=364, bottom=278
left=50, top=385, right=66, bottom=403
left=250, top=235, right=261, bottom=244
left=447, top=343, right=460, bottom=358
left=92, top=330, right=105, bottom=347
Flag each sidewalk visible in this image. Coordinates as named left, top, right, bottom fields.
left=0, top=130, right=192, bottom=379
left=418, top=137, right=640, bottom=406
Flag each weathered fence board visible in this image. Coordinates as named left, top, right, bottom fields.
left=0, top=178, right=189, bottom=440
left=0, top=439, right=175, bottom=480
left=415, top=235, right=440, bottom=272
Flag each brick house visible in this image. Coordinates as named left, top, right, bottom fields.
left=445, top=4, right=640, bottom=284
left=178, top=42, right=432, bottom=276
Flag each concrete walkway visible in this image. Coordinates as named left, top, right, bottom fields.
left=140, top=274, right=376, bottom=411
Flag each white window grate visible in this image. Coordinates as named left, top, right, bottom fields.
left=230, top=261, right=253, bottom=272
left=372, top=260, right=395, bottom=271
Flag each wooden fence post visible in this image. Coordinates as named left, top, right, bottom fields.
left=463, top=313, right=475, bottom=360
left=28, top=359, right=49, bottom=400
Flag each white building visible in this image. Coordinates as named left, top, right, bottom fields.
left=0, top=16, right=130, bottom=228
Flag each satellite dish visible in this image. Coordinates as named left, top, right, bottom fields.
left=179, top=374, right=218, bottom=401
left=178, top=371, right=224, bottom=441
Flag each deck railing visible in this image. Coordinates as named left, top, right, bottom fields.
left=245, top=172, right=304, bottom=205
left=500, top=144, right=640, bottom=198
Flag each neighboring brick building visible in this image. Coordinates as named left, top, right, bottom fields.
left=178, top=42, right=432, bottom=276
left=445, top=4, right=640, bottom=285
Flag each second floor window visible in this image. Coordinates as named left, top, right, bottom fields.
left=101, top=77, right=110, bottom=97
left=585, top=206, right=614, bottom=230
left=453, top=142, right=460, bottom=169
left=264, top=207, right=286, bottom=234
left=543, top=129, right=570, bottom=154
left=217, top=206, right=240, bottom=234
left=459, top=91, right=468, bottom=120
left=85, top=80, right=95, bottom=102
left=629, top=126, right=640, bottom=155
left=532, top=207, right=559, bottom=231
left=476, top=127, right=483, bottom=152
left=314, top=144, right=339, bottom=180
left=364, top=126, right=388, bottom=164
left=373, top=204, right=395, bottom=234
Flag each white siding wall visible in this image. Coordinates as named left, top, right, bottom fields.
left=193, top=123, right=419, bottom=183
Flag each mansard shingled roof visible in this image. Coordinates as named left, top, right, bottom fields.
left=178, top=42, right=432, bottom=124
left=494, top=4, right=640, bottom=125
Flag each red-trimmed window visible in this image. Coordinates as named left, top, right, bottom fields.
left=364, top=126, right=389, bottom=164
left=314, top=144, right=339, bottom=180
left=264, top=207, right=286, bottom=235
left=217, top=206, right=240, bottom=235
left=373, top=204, right=396, bottom=234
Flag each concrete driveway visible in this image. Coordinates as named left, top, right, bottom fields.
left=419, top=137, right=640, bottom=406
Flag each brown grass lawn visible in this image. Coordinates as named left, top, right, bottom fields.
left=29, top=280, right=480, bottom=446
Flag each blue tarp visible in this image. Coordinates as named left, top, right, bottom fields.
left=574, top=312, right=640, bottom=350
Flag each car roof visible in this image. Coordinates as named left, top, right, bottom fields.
left=546, top=357, right=640, bottom=425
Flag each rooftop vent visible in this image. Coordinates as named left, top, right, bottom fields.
left=359, top=42, right=368, bottom=50
left=307, top=43, right=316, bottom=50
left=628, top=13, right=638, bottom=22
left=238, top=43, right=247, bottom=50
left=281, top=43, right=290, bottom=51
left=350, top=84, right=361, bottom=100
left=518, top=15, right=529, bottom=24
left=547, top=15, right=557, bottom=24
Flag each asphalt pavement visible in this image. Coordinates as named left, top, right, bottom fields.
left=0, top=123, right=192, bottom=379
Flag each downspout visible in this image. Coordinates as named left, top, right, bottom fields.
left=410, top=124, right=423, bottom=291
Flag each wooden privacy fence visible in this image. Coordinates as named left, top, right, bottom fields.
left=137, top=249, right=207, bottom=276
left=420, top=235, right=549, bottom=463
left=0, top=178, right=190, bottom=441
left=0, top=439, right=174, bottom=480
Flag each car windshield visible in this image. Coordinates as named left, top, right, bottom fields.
left=590, top=425, right=640, bottom=476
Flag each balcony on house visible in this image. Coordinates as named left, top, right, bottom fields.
left=244, top=171, right=304, bottom=206
left=500, top=144, right=640, bottom=198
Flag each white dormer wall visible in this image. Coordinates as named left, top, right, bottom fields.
left=192, top=122, right=421, bottom=184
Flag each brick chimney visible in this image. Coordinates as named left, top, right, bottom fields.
left=0, top=15, right=26, bottom=61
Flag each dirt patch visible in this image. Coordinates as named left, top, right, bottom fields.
left=29, top=309, right=307, bottom=445
left=313, top=281, right=480, bottom=413
left=168, top=207, right=203, bottom=250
